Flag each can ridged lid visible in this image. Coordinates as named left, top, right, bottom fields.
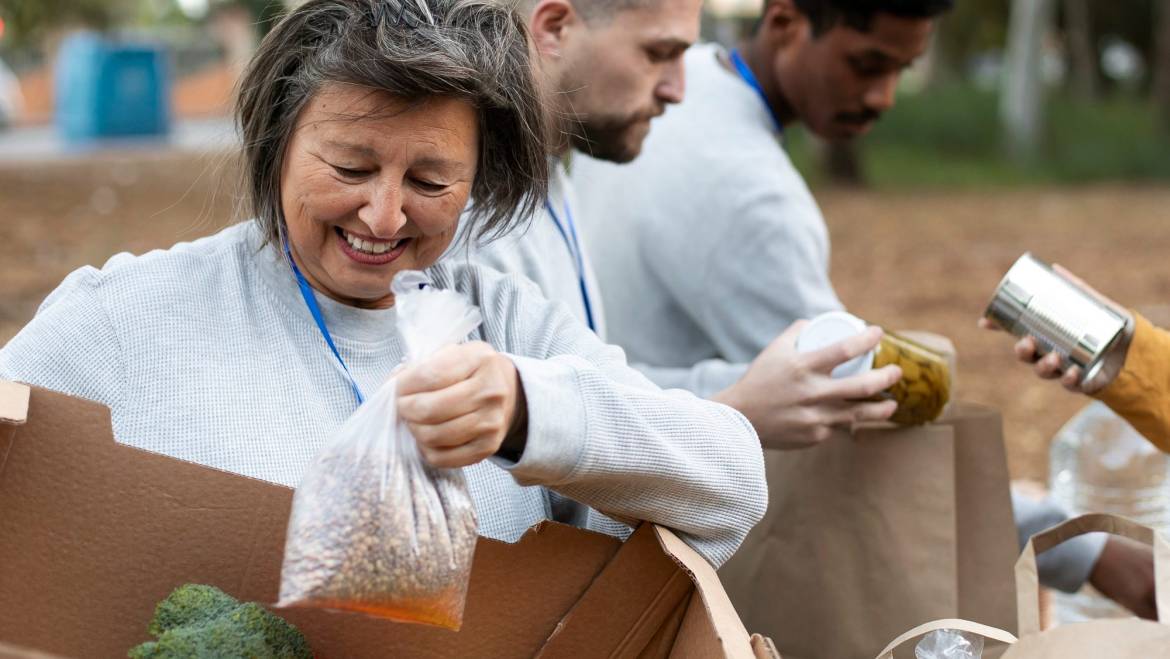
left=795, top=311, right=875, bottom=379
left=986, top=279, right=1031, bottom=329
left=985, top=253, right=1044, bottom=329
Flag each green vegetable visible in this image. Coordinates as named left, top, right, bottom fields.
left=129, top=584, right=312, bottom=659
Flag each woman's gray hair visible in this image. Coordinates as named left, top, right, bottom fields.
left=236, top=0, right=549, bottom=246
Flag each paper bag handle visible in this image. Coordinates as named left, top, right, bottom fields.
left=873, top=618, right=1017, bottom=659
left=1016, top=512, right=1170, bottom=636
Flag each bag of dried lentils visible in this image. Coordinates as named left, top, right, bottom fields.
left=278, top=271, right=481, bottom=630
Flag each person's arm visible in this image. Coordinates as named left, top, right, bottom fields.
left=643, top=174, right=843, bottom=363
left=984, top=275, right=1169, bottom=452
left=633, top=175, right=902, bottom=445
left=1093, top=313, right=1170, bottom=452
left=482, top=273, right=768, bottom=568
left=1012, top=490, right=1157, bottom=619
left=1012, top=490, right=1105, bottom=593
left=0, top=267, right=125, bottom=409
left=629, top=359, right=749, bottom=399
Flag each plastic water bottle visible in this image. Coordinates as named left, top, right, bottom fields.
left=1049, top=401, right=1170, bottom=622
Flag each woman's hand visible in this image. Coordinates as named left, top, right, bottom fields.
left=713, top=321, right=902, bottom=450
left=396, top=341, right=527, bottom=468
left=980, top=264, right=1133, bottom=395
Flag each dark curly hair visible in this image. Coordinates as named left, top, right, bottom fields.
left=791, top=0, right=954, bottom=35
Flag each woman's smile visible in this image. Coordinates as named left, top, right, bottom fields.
left=335, top=227, right=412, bottom=266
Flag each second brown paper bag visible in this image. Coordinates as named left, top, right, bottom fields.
left=719, top=402, right=1019, bottom=659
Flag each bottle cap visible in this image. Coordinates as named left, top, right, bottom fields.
left=795, top=311, right=875, bottom=379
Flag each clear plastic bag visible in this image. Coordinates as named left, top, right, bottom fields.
left=277, top=271, right=482, bottom=630
left=915, top=629, right=985, bottom=659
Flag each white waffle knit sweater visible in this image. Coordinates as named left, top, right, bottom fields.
left=0, top=222, right=767, bottom=567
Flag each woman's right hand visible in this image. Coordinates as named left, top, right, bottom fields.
left=396, top=342, right=526, bottom=469
left=712, top=321, right=902, bottom=450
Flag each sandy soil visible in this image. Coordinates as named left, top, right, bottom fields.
left=2, top=153, right=1167, bottom=482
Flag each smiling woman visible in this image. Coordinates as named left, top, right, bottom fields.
left=279, top=89, right=480, bottom=308
left=0, top=0, right=768, bottom=567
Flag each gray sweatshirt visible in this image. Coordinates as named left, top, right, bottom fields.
left=569, top=43, right=1104, bottom=593
left=0, top=221, right=767, bottom=567
left=452, top=160, right=607, bottom=340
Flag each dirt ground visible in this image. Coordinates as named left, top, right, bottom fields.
left=1, top=152, right=1167, bottom=482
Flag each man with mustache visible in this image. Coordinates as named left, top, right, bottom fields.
left=572, top=0, right=1157, bottom=617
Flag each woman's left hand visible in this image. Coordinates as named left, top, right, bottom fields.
left=396, top=341, right=527, bottom=468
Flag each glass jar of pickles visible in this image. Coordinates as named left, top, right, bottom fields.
left=796, top=312, right=952, bottom=425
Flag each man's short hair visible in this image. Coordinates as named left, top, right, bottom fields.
left=791, top=0, right=953, bottom=35
left=573, top=0, right=654, bottom=22
left=518, top=0, right=655, bottom=24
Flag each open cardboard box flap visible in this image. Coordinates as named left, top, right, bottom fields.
left=0, top=382, right=776, bottom=659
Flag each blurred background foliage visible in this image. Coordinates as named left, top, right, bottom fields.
left=0, top=0, right=1168, bottom=187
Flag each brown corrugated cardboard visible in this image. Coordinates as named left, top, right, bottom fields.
left=0, top=382, right=774, bottom=659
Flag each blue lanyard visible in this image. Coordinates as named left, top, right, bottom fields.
left=730, top=49, right=783, bottom=133
left=283, top=242, right=365, bottom=406
left=545, top=198, right=597, bottom=333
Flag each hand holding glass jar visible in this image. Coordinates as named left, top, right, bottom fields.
left=796, top=312, right=952, bottom=426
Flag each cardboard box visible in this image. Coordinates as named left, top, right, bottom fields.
left=0, top=381, right=776, bottom=658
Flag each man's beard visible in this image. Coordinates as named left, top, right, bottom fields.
left=566, top=114, right=647, bottom=164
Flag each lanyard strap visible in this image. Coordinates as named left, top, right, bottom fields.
left=544, top=198, right=597, bottom=333
left=283, top=242, right=365, bottom=406
left=730, top=48, right=783, bottom=133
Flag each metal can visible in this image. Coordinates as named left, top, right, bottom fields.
left=985, top=253, right=1128, bottom=383
left=796, top=312, right=952, bottom=425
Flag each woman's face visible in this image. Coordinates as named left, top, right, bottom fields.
left=280, top=84, right=478, bottom=309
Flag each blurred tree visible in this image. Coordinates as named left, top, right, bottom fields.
left=0, top=0, right=135, bottom=48
left=1156, top=0, right=1170, bottom=131
left=1001, top=0, right=1055, bottom=161
left=823, top=140, right=864, bottom=186
left=213, top=0, right=284, bottom=36
left=1064, top=0, right=1097, bottom=98
left=932, top=0, right=1009, bottom=84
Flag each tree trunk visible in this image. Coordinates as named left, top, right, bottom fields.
left=1155, top=0, right=1170, bottom=132
left=1001, top=0, right=1057, bottom=162
left=1064, top=0, right=1097, bottom=99
left=823, top=140, right=865, bottom=187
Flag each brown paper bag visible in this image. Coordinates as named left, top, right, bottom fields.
left=1007, top=513, right=1170, bottom=657
left=876, top=513, right=1170, bottom=659
left=719, top=402, right=1018, bottom=659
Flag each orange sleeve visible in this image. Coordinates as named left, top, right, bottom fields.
left=1093, top=313, right=1170, bottom=452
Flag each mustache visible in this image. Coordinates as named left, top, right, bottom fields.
left=836, top=109, right=882, bottom=125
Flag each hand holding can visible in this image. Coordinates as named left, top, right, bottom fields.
left=982, top=254, right=1133, bottom=394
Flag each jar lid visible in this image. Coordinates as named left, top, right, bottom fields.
left=795, top=311, right=875, bottom=379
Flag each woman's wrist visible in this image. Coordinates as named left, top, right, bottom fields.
left=1087, top=310, right=1138, bottom=395
left=497, top=374, right=528, bottom=461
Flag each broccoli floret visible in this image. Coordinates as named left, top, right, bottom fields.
left=148, top=584, right=240, bottom=636
left=226, top=602, right=312, bottom=658
left=129, top=617, right=270, bottom=659
left=129, top=585, right=312, bottom=659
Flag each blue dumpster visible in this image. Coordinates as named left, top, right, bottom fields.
left=54, top=33, right=171, bottom=142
